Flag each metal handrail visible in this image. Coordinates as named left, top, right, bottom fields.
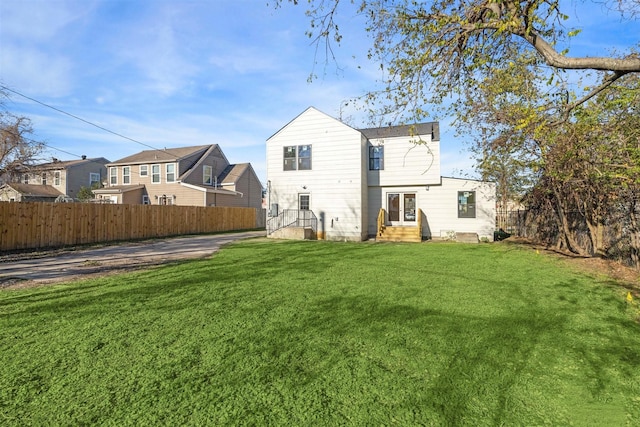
left=267, top=209, right=317, bottom=235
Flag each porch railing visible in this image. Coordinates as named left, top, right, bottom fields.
left=267, top=209, right=317, bottom=235
left=377, top=208, right=386, bottom=237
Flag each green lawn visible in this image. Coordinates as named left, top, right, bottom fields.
left=1, top=239, right=639, bottom=426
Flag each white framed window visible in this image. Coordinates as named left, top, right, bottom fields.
left=109, top=167, right=117, bottom=185
left=203, top=165, right=213, bottom=185
left=166, top=163, right=176, bottom=183
left=42, top=173, right=47, bottom=185
left=140, top=165, right=148, bottom=177
left=89, top=173, right=100, bottom=187
left=54, top=171, right=61, bottom=186
left=458, top=191, right=476, bottom=218
left=298, top=145, right=312, bottom=170
left=123, top=166, right=131, bottom=184
left=283, top=145, right=312, bottom=171
left=142, top=195, right=150, bottom=205
left=22, top=174, right=29, bottom=184
left=151, top=164, right=161, bottom=184
left=369, top=145, right=384, bottom=170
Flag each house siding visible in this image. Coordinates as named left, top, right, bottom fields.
left=103, top=146, right=261, bottom=208
left=267, top=107, right=367, bottom=241
left=366, top=134, right=441, bottom=187
left=267, top=107, right=496, bottom=242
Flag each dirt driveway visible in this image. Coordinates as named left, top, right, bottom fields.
left=0, top=231, right=265, bottom=289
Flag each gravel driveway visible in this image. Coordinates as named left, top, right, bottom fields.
left=0, top=231, right=266, bottom=289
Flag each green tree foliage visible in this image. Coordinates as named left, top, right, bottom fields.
left=274, top=0, right=640, bottom=122
left=76, top=181, right=104, bottom=201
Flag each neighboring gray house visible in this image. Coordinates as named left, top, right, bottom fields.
left=0, top=157, right=109, bottom=202
left=266, top=107, right=496, bottom=242
left=93, top=145, right=263, bottom=208
left=0, top=182, right=65, bottom=202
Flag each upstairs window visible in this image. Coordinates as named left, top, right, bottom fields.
left=140, top=165, right=148, bottom=177
left=42, top=173, right=47, bottom=185
left=283, top=145, right=312, bottom=171
left=54, top=171, right=61, bottom=186
left=458, top=191, right=476, bottom=218
left=22, top=174, right=28, bottom=184
left=109, top=167, right=117, bottom=185
left=123, top=167, right=131, bottom=184
left=369, top=146, right=384, bottom=170
left=89, top=173, right=100, bottom=187
left=166, top=163, right=176, bottom=183
left=151, top=164, right=161, bottom=184
left=203, top=165, right=213, bottom=185
left=298, top=145, right=312, bottom=170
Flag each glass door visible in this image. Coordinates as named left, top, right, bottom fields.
left=387, top=193, right=416, bottom=225
left=403, top=193, right=416, bottom=222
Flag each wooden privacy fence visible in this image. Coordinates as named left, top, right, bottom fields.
left=0, top=202, right=261, bottom=252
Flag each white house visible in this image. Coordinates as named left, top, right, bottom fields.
left=266, top=107, right=495, bottom=242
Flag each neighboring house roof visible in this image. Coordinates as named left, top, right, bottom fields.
left=1, top=183, right=63, bottom=198
left=108, top=145, right=214, bottom=165
left=359, top=122, right=440, bottom=141
left=218, top=163, right=250, bottom=185
left=32, top=157, right=110, bottom=170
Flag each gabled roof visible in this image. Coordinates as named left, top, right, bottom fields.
left=266, top=106, right=360, bottom=141
left=31, top=157, right=110, bottom=171
left=218, top=163, right=250, bottom=185
left=359, top=122, right=440, bottom=141
left=1, top=183, right=63, bottom=197
left=109, top=145, right=215, bottom=165
left=268, top=106, right=440, bottom=142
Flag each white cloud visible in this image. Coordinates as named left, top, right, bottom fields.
left=0, top=46, right=73, bottom=97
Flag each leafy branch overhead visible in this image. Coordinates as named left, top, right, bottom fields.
left=274, top=0, right=639, bottom=120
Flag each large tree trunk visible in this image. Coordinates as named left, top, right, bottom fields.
left=551, top=184, right=590, bottom=256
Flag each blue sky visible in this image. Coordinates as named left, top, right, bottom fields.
left=1, top=0, right=637, bottom=184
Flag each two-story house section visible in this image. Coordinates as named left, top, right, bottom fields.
left=93, top=144, right=262, bottom=208
left=0, top=156, right=109, bottom=202
left=266, top=107, right=496, bottom=241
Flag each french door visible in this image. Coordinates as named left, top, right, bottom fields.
left=387, top=193, right=416, bottom=225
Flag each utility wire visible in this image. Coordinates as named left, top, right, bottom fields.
left=0, top=84, right=178, bottom=158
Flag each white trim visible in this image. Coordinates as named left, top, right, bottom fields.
left=122, top=166, right=131, bottom=185
left=140, top=165, right=148, bottom=176
left=109, top=167, right=117, bottom=185
left=180, top=182, right=243, bottom=196
left=151, top=164, right=161, bottom=184
left=166, top=163, right=176, bottom=183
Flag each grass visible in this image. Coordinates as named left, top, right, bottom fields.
left=1, top=239, right=639, bottom=426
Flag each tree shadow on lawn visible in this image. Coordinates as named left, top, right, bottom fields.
left=284, top=293, right=640, bottom=425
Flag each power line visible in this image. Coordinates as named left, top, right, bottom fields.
left=0, top=84, right=178, bottom=158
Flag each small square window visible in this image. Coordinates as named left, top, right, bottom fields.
left=140, top=165, right=148, bottom=176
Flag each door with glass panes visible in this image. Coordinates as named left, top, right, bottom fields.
left=387, top=193, right=416, bottom=226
